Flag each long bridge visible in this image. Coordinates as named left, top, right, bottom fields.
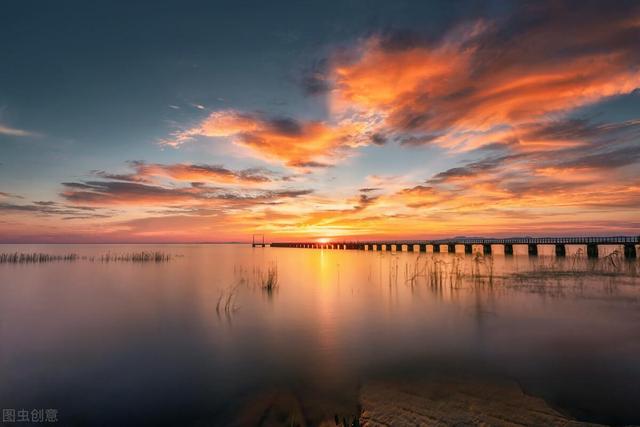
left=269, top=236, right=640, bottom=259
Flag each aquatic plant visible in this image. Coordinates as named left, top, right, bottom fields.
left=0, top=252, right=79, bottom=263
left=261, top=262, right=279, bottom=292
left=216, top=282, right=241, bottom=316
left=0, top=251, right=173, bottom=264
left=470, top=254, right=495, bottom=287
left=99, top=251, right=172, bottom=262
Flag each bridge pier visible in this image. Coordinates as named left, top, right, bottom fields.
left=272, top=237, right=640, bottom=258
left=624, top=244, right=637, bottom=259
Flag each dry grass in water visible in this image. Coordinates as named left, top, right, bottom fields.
left=233, top=262, right=280, bottom=294
left=0, top=251, right=174, bottom=264
left=0, top=253, right=79, bottom=263
left=514, top=250, right=639, bottom=280
left=216, top=282, right=241, bottom=316
left=261, top=263, right=279, bottom=293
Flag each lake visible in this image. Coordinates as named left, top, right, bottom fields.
left=1, top=244, right=639, bottom=426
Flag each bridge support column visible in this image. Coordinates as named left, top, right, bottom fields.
left=407, top=244, right=414, bottom=252
left=483, top=244, right=492, bottom=255
left=624, top=244, right=637, bottom=259
left=447, top=244, right=455, bottom=253
left=504, top=244, right=513, bottom=255
left=587, top=243, right=598, bottom=258
left=528, top=244, right=538, bottom=256
left=464, top=244, right=473, bottom=254
left=419, top=244, right=427, bottom=252
left=433, top=244, right=440, bottom=253
left=555, top=244, right=566, bottom=257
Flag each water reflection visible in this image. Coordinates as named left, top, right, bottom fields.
left=0, top=244, right=639, bottom=425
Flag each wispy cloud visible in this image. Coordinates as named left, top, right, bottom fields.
left=93, top=161, right=282, bottom=185
left=0, top=200, right=109, bottom=220
left=0, top=124, right=40, bottom=137
left=61, top=178, right=313, bottom=208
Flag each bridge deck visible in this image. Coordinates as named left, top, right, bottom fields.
left=271, top=236, right=639, bottom=246
left=270, top=236, right=639, bottom=258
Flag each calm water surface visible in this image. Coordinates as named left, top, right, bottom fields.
left=1, top=244, right=639, bottom=426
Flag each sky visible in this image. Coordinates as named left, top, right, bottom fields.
left=1, top=0, right=640, bottom=243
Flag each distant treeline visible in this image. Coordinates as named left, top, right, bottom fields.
left=0, top=251, right=173, bottom=264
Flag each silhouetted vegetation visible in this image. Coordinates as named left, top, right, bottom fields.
left=261, top=263, right=279, bottom=293
left=0, top=253, right=78, bottom=263
left=0, top=251, right=173, bottom=264
left=514, top=250, right=639, bottom=279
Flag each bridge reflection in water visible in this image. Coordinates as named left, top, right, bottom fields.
left=270, top=236, right=640, bottom=259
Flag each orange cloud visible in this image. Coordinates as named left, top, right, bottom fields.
left=130, top=162, right=274, bottom=184
left=329, top=7, right=640, bottom=146
left=167, top=110, right=366, bottom=169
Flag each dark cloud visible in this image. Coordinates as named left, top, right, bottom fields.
left=370, top=133, right=387, bottom=145
left=94, top=161, right=279, bottom=184
left=300, top=58, right=332, bottom=95
left=560, top=145, right=640, bottom=170
left=216, top=189, right=313, bottom=201
left=266, top=117, right=304, bottom=137
left=287, top=160, right=333, bottom=169
left=520, top=118, right=640, bottom=146
left=60, top=179, right=313, bottom=207
left=0, top=191, right=24, bottom=199
left=427, top=156, right=509, bottom=184
left=398, top=134, right=441, bottom=146
left=61, top=181, right=197, bottom=205
left=0, top=200, right=107, bottom=219
left=356, top=193, right=378, bottom=209
left=92, top=169, right=150, bottom=183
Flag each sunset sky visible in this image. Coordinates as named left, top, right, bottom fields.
left=1, top=0, right=640, bottom=242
